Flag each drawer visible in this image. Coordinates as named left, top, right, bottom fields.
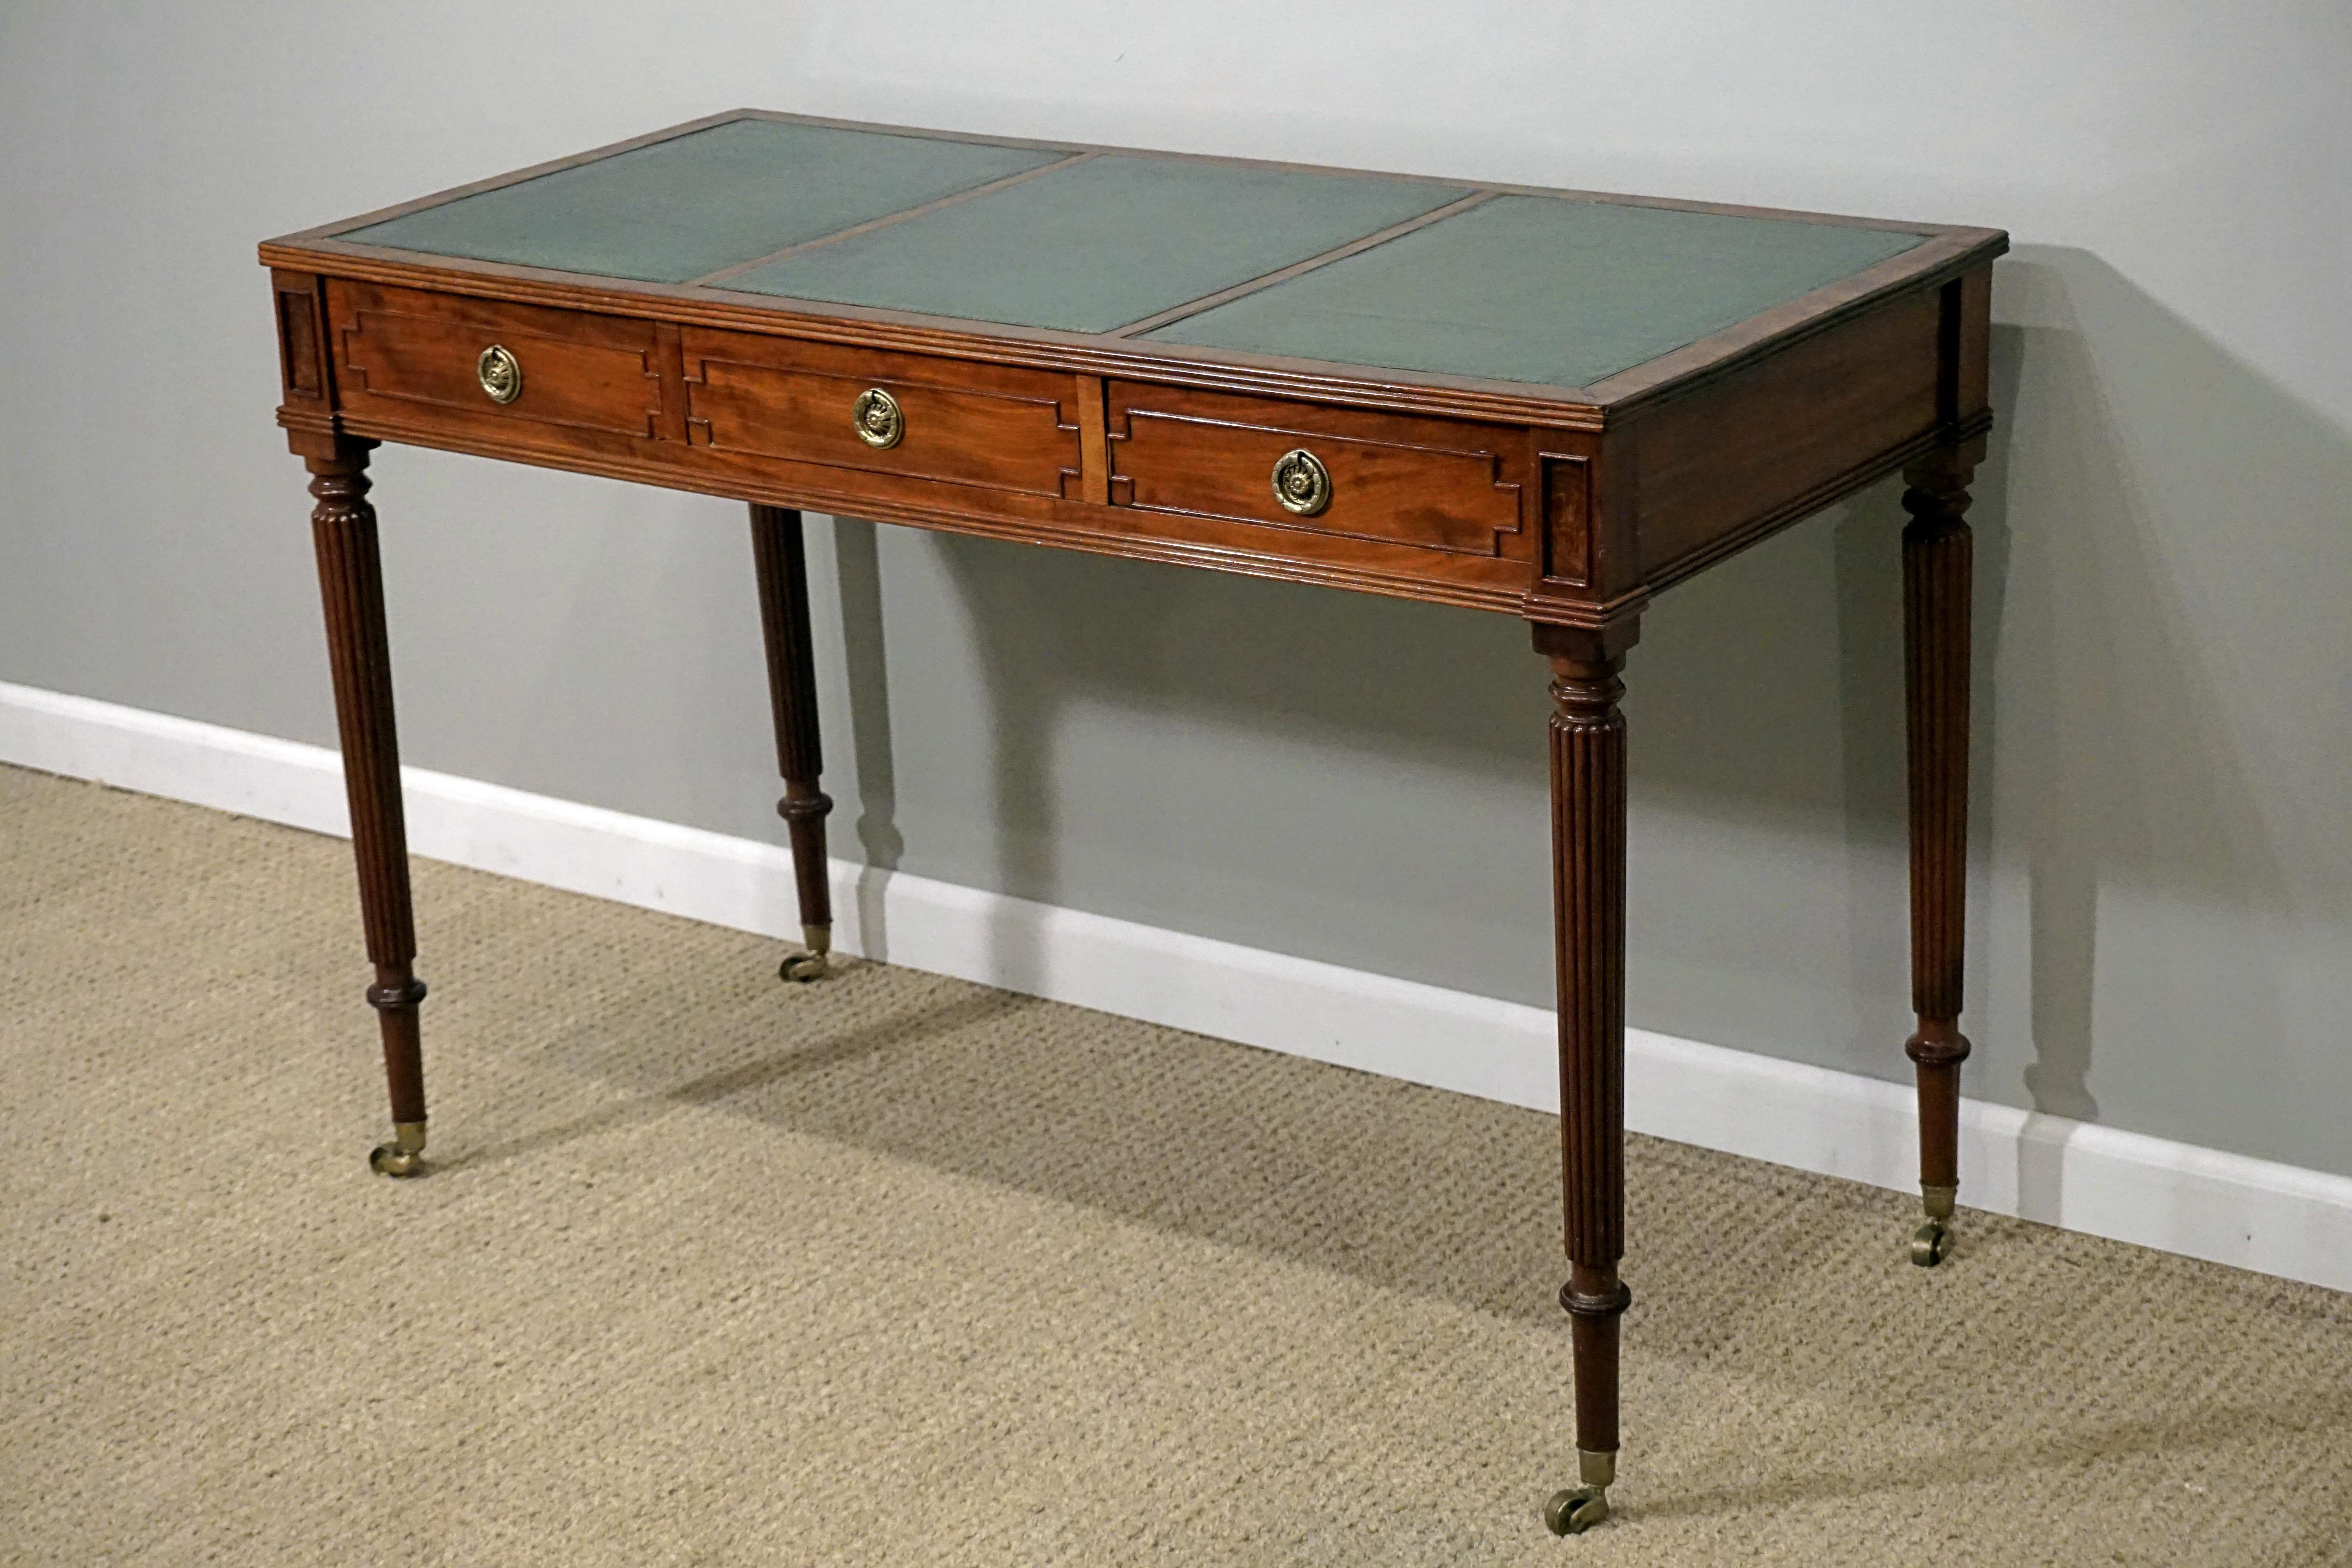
left=681, top=330, right=1082, bottom=500
left=327, top=280, right=664, bottom=439
left=1105, top=383, right=1527, bottom=559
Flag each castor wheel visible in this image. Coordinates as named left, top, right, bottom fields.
left=1544, top=1485, right=1609, bottom=1536
left=368, top=1122, right=427, bottom=1178
left=1910, top=1183, right=1957, bottom=1267
left=778, top=924, right=832, bottom=984
left=369, top=1143, right=424, bottom=1176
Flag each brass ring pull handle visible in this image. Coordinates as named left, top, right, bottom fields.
left=1271, top=448, right=1331, bottom=517
left=476, top=344, right=523, bottom=405
left=852, top=387, right=905, bottom=449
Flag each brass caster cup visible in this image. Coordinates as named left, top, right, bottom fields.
left=1911, top=1217, right=1953, bottom=1267
left=369, top=1123, right=426, bottom=1178
left=1544, top=1486, right=1609, bottom=1536
left=779, top=926, right=831, bottom=984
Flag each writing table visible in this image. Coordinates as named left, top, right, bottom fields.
left=260, top=110, right=2005, bottom=1535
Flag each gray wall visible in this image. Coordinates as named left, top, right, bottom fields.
left=5, top=5, right=2347, bottom=1176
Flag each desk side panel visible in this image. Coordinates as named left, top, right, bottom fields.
left=1624, top=287, right=1945, bottom=594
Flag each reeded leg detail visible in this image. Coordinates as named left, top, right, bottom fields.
left=1536, top=619, right=1640, bottom=1534
left=1901, top=450, right=1976, bottom=1262
left=751, top=504, right=835, bottom=981
left=309, top=439, right=430, bottom=1176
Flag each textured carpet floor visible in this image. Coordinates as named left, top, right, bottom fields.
left=2, top=762, right=2348, bottom=1566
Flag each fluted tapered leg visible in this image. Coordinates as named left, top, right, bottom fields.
left=750, top=503, right=834, bottom=981
left=307, top=438, right=428, bottom=1177
left=1900, top=448, right=1975, bottom=1265
left=1535, top=618, right=1639, bottom=1535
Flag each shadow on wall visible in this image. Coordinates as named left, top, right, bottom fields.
left=831, top=517, right=906, bottom=960
left=1973, top=244, right=2352, bottom=1179
left=838, top=514, right=1555, bottom=996
left=828, top=241, right=2352, bottom=1176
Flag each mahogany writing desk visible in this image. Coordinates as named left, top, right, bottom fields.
left=259, top=110, right=2005, bottom=1535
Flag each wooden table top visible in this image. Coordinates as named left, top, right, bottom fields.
left=268, top=110, right=2004, bottom=418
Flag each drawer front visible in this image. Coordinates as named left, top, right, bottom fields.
left=1106, top=383, right=1526, bottom=559
left=327, top=281, right=664, bottom=439
left=681, top=330, right=1081, bottom=499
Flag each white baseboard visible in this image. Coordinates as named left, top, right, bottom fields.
left=6, top=677, right=2348, bottom=1293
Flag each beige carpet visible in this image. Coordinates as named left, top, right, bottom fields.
left=3, top=762, right=2348, bottom=1567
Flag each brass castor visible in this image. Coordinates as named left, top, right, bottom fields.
left=1545, top=1449, right=1615, bottom=1535
left=1910, top=1182, right=1956, bottom=1266
left=1544, top=1486, right=1608, bottom=1536
left=368, top=1121, right=426, bottom=1178
left=778, top=924, right=832, bottom=984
